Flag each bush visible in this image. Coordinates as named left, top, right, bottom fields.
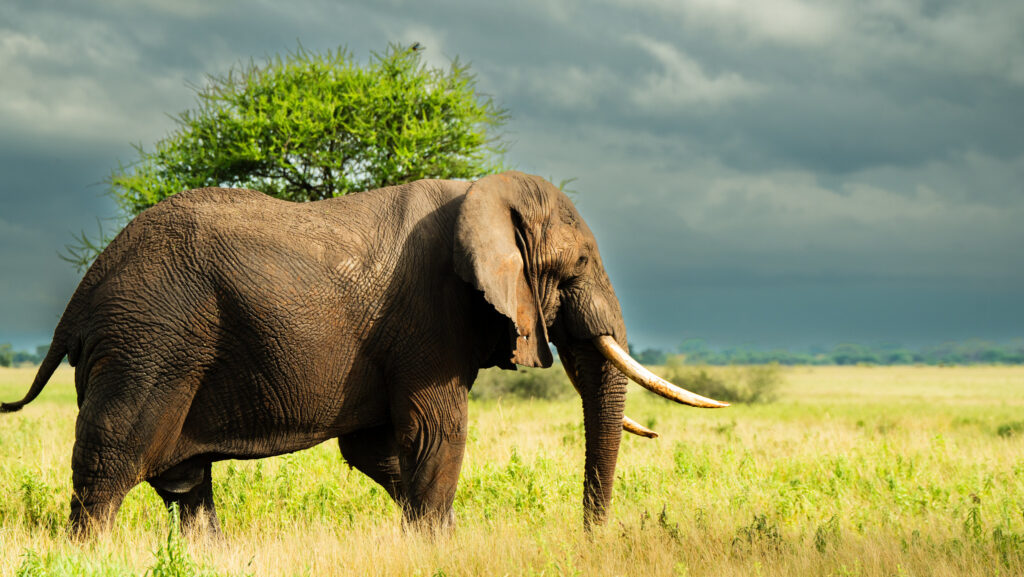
left=660, top=357, right=782, bottom=404
left=471, top=364, right=574, bottom=401
left=996, top=421, right=1024, bottom=438
left=468, top=358, right=783, bottom=404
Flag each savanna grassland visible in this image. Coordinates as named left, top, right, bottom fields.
left=1, top=364, right=1022, bottom=576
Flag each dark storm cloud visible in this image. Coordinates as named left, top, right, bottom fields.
left=1, top=0, right=1022, bottom=350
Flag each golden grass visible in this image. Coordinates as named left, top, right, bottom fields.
left=1, top=364, right=1022, bottom=576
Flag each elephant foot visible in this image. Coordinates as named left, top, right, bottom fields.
left=401, top=504, right=457, bottom=535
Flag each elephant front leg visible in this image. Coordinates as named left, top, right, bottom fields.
left=392, top=388, right=468, bottom=528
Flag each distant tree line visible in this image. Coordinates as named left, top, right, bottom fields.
left=0, top=344, right=49, bottom=368
left=4, top=339, right=1024, bottom=368
left=628, top=339, right=1024, bottom=366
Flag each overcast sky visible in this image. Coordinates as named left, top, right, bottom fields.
left=1, top=0, right=1023, bottom=351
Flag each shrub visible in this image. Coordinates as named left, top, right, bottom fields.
left=732, top=513, right=785, bottom=553
left=996, top=421, right=1024, bottom=438
left=660, top=357, right=782, bottom=404
left=470, top=364, right=574, bottom=401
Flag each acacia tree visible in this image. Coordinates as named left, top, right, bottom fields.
left=65, top=43, right=508, bottom=269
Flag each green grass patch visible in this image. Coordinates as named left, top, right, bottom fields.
left=1, top=365, right=1023, bottom=576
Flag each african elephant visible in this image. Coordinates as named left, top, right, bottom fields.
left=1, top=171, right=725, bottom=534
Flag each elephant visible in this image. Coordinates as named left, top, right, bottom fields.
left=1, top=171, right=725, bottom=534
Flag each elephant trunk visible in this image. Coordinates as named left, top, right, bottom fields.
left=561, top=340, right=628, bottom=528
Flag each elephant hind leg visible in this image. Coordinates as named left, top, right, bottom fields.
left=148, top=461, right=220, bottom=536
left=69, top=438, right=136, bottom=536
left=70, top=348, right=204, bottom=535
left=339, top=425, right=404, bottom=503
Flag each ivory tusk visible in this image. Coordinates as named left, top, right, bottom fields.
left=623, top=415, right=659, bottom=438
left=593, top=335, right=729, bottom=408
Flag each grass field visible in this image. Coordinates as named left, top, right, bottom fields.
left=1, top=364, right=1022, bottom=576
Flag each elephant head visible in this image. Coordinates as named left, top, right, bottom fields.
left=453, top=171, right=727, bottom=527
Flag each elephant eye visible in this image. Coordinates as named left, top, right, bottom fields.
left=575, top=255, right=588, bottom=272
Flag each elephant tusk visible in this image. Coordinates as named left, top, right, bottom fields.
left=593, top=335, right=729, bottom=408
left=622, top=415, right=659, bottom=438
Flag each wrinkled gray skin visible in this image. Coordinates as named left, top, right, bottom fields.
left=2, top=172, right=630, bottom=534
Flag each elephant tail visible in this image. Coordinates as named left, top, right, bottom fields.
left=0, top=341, right=66, bottom=413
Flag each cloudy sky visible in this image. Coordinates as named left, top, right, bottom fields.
left=1, top=0, right=1022, bottom=351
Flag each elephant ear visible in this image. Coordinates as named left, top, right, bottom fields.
left=454, top=173, right=553, bottom=369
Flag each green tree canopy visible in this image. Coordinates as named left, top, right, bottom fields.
left=66, top=43, right=508, bottom=269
